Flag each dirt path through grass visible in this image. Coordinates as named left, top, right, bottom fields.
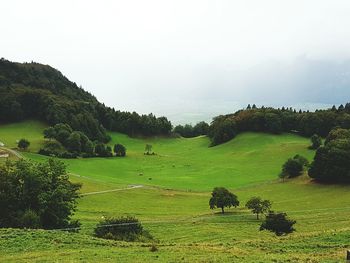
left=80, top=184, right=144, bottom=196
left=0, top=146, right=23, bottom=159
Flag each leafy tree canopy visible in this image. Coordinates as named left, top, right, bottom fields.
left=245, top=197, right=271, bottom=219
left=309, top=128, right=350, bottom=183
left=0, top=159, right=81, bottom=229
left=260, top=211, right=296, bottom=236
left=209, top=187, right=239, bottom=213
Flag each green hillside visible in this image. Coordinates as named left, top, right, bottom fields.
left=1, top=121, right=350, bottom=262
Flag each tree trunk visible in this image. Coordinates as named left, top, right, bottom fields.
left=221, top=207, right=224, bottom=214
left=256, top=213, right=259, bottom=220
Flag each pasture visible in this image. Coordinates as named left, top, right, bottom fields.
left=0, top=121, right=349, bottom=262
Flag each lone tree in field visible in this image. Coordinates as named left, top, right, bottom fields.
left=260, top=211, right=296, bottom=236
left=245, top=197, right=271, bottom=219
left=114, top=144, right=126, bottom=157
left=144, top=144, right=153, bottom=155
left=17, top=138, right=30, bottom=150
left=310, top=134, right=322, bottom=149
left=209, top=187, right=239, bottom=214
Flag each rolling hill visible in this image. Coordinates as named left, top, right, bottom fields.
left=0, top=120, right=349, bottom=262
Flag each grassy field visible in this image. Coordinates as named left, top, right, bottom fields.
left=0, top=121, right=349, bottom=262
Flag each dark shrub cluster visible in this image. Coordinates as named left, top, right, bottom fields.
left=94, top=216, right=152, bottom=242
left=260, top=211, right=296, bottom=236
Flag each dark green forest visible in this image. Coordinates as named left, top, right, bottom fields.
left=0, top=59, right=172, bottom=142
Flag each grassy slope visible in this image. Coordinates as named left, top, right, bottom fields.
left=27, top=130, right=315, bottom=191
left=0, top=121, right=349, bottom=262
left=0, top=120, right=46, bottom=152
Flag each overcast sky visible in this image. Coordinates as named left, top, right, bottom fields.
left=1, top=0, right=350, bottom=124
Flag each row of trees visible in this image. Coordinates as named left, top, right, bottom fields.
left=39, top=123, right=126, bottom=158
left=208, top=104, right=350, bottom=146
left=209, top=187, right=295, bottom=235
left=0, top=59, right=172, bottom=141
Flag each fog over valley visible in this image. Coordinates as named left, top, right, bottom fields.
left=1, top=0, right=350, bottom=124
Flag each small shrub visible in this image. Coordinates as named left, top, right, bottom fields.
left=18, top=139, right=30, bottom=150
left=149, top=244, right=158, bottom=252
left=94, top=216, right=152, bottom=242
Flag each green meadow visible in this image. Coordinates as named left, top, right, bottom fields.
left=0, top=121, right=349, bottom=262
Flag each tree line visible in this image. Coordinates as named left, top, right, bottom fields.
left=173, top=121, right=209, bottom=138
left=208, top=104, right=350, bottom=146
left=0, top=58, right=172, bottom=142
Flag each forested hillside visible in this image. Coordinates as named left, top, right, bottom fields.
left=0, top=58, right=172, bottom=141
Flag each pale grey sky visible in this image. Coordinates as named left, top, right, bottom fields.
left=1, top=0, right=350, bottom=124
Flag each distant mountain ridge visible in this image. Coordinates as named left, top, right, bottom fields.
left=0, top=58, right=172, bottom=141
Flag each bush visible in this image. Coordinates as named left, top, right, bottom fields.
left=114, top=144, right=126, bottom=157
left=94, top=216, right=152, bottom=242
left=59, top=152, right=78, bottom=159
left=17, top=138, right=30, bottom=150
left=149, top=244, right=158, bottom=252
left=260, top=211, right=296, bottom=236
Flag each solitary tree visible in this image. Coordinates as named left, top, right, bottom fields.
left=245, top=197, right=271, bottom=219
left=209, top=187, right=239, bottom=214
left=260, top=211, right=296, bottom=236
left=310, top=134, right=322, bottom=149
left=114, top=144, right=126, bottom=157
left=18, top=139, right=30, bottom=150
